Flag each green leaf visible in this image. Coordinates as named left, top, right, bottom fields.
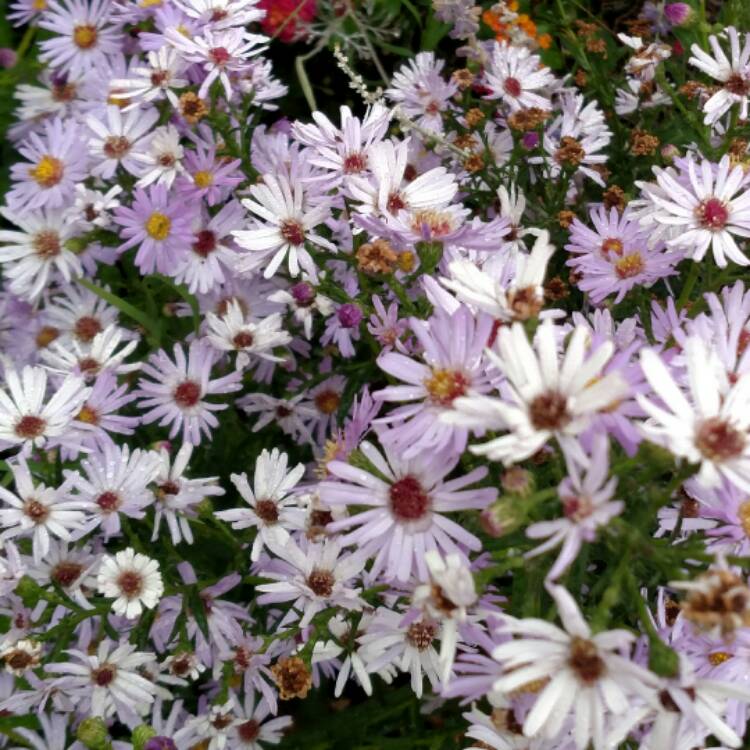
left=420, top=15, right=451, bottom=51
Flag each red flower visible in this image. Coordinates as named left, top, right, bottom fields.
left=259, top=0, right=317, bottom=43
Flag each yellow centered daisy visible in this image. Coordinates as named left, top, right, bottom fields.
left=29, top=155, right=64, bottom=187
left=193, top=170, right=214, bottom=188
left=145, top=212, right=172, bottom=241
left=72, top=24, right=98, bottom=49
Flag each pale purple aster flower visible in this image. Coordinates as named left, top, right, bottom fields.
left=218, top=634, right=278, bottom=712
left=320, top=439, right=496, bottom=582
left=9, top=712, right=71, bottom=750
left=386, top=52, right=458, bottom=134
left=133, top=124, right=185, bottom=189
left=38, top=0, right=122, bottom=76
left=86, top=104, right=159, bottom=179
left=526, top=435, right=623, bottom=581
left=28, top=539, right=99, bottom=609
left=216, top=447, right=305, bottom=561
left=176, top=0, right=265, bottom=29
left=68, top=442, right=160, bottom=539
left=178, top=143, right=243, bottom=206
left=0, top=456, right=86, bottom=564
left=358, top=605, right=442, bottom=698
left=237, top=392, right=317, bottom=443
left=226, top=691, right=293, bottom=748
left=0, top=365, right=89, bottom=453
left=0, top=207, right=82, bottom=301
left=233, top=173, right=336, bottom=280
left=7, top=117, right=89, bottom=213
left=8, top=0, right=48, bottom=26
left=321, top=302, right=363, bottom=359
left=109, top=46, right=189, bottom=108
left=257, top=537, right=366, bottom=627
left=368, top=295, right=408, bottom=352
left=566, top=207, right=680, bottom=303
left=375, top=305, right=494, bottom=459
left=166, top=26, right=267, bottom=99
left=268, top=279, right=334, bottom=339
left=483, top=41, right=555, bottom=112
left=174, top=200, right=245, bottom=295
left=113, top=184, right=194, bottom=275
left=153, top=442, right=225, bottom=545
left=136, top=339, right=242, bottom=445
left=46, top=641, right=157, bottom=725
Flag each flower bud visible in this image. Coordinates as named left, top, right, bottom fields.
left=77, top=717, right=112, bottom=750
left=132, top=725, right=157, bottom=750
left=480, top=498, right=523, bottom=537
left=664, top=3, right=692, bottom=26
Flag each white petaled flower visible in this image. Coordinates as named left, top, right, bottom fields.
left=166, top=27, right=267, bottom=99
left=41, top=323, right=140, bottom=382
left=233, top=173, right=335, bottom=280
left=96, top=547, right=164, bottom=619
left=689, top=27, right=750, bottom=124
left=174, top=697, right=238, bottom=750
left=134, top=124, right=185, bottom=189
left=29, top=540, right=99, bottom=610
left=412, top=550, right=477, bottom=681
left=0, top=457, right=86, bottom=564
left=0, top=207, right=82, bottom=301
left=0, top=365, right=89, bottom=452
left=205, top=300, right=291, bottom=369
left=491, top=585, right=658, bottom=750
left=86, top=105, right=159, bottom=180
left=110, top=46, right=189, bottom=109
left=445, top=321, right=628, bottom=467
left=637, top=337, right=750, bottom=492
left=175, top=0, right=265, bottom=28
left=215, top=447, right=305, bottom=561
left=69, top=184, right=123, bottom=229
left=440, top=229, right=555, bottom=321
left=46, top=641, right=157, bottom=722
left=227, top=690, right=294, bottom=749
left=257, top=538, right=366, bottom=627
left=483, top=41, right=555, bottom=112
left=0, top=639, right=42, bottom=675
left=639, top=155, right=750, bottom=267
left=153, top=442, right=225, bottom=546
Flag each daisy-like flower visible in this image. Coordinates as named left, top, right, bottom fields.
left=216, top=447, right=305, bottom=561
left=446, top=320, right=628, bottom=467
left=109, top=46, right=189, bottom=109
left=68, top=442, right=160, bottom=539
left=174, top=200, right=245, bottom=295
left=166, top=26, right=267, bottom=99
left=38, top=0, right=121, bottom=76
left=113, top=184, right=194, bottom=275
left=28, top=540, right=98, bottom=609
left=152, top=442, right=225, bottom=546
left=359, top=606, right=442, bottom=698
left=292, top=103, right=391, bottom=186
left=440, top=229, right=555, bottom=321
left=483, top=41, right=555, bottom=112
left=6, top=117, right=89, bottom=213
left=386, top=52, right=458, bottom=134
left=134, top=124, right=185, bottom=189
left=525, top=435, right=623, bottom=581
left=492, top=584, right=657, bottom=750
left=174, top=697, right=238, bottom=750
left=374, top=305, right=494, bottom=459
left=637, top=155, right=750, bottom=267
left=233, top=173, right=336, bottom=280
left=45, top=284, right=120, bottom=344
left=0, top=365, right=88, bottom=452
left=689, top=27, right=750, bottom=124
left=565, top=206, right=679, bottom=304
left=637, top=336, right=750, bottom=492
left=237, top=392, right=317, bottom=443
left=136, top=339, right=243, bottom=445
left=226, top=691, right=293, bottom=749
left=41, top=323, right=139, bottom=382
left=0, top=457, right=85, bottom=564
left=0, top=207, right=82, bottom=301
left=257, top=537, right=366, bottom=627
left=268, top=279, right=334, bottom=339
left=412, top=550, right=477, bottom=682
left=176, top=0, right=265, bottom=28
left=205, top=301, right=291, bottom=369
left=68, top=183, right=122, bottom=229
left=178, top=144, right=243, bottom=207
left=320, top=440, right=496, bottom=582
left=46, top=641, right=157, bottom=723
left=97, top=547, right=164, bottom=619
left=86, top=105, right=159, bottom=179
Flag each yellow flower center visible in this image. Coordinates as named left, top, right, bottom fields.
left=73, top=24, right=98, bottom=49
left=145, top=212, right=171, bottom=241
left=738, top=499, right=750, bottom=538
left=614, top=252, right=645, bottom=279
left=397, top=251, right=416, bottom=273
left=709, top=651, right=732, bottom=666
left=76, top=405, right=100, bottom=425
left=193, top=170, right=214, bottom=188
left=139, top=0, right=162, bottom=6
left=424, top=368, right=469, bottom=407
left=29, top=155, right=63, bottom=188
left=32, top=0, right=47, bottom=9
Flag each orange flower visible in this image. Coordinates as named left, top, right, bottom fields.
left=538, top=33, right=552, bottom=49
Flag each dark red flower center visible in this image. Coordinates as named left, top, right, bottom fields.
left=503, top=76, right=522, bottom=97
left=389, top=476, right=431, bottom=522
left=173, top=380, right=202, bottom=408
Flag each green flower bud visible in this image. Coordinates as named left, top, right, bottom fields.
left=480, top=497, right=524, bottom=538
left=648, top=638, right=679, bottom=678
left=76, top=717, right=112, bottom=750
left=15, top=576, right=43, bottom=607
left=132, top=724, right=157, bottom=750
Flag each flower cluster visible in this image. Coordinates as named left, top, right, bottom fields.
left=1, top=0, right=750, bottom=749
